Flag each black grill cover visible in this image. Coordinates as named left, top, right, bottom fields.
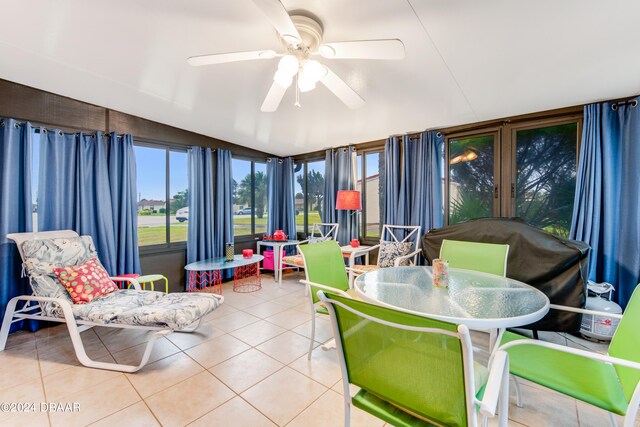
left=421, top=218, right=590, bottom=332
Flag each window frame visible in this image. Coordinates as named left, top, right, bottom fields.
left=134, top=139, right=189, bottom=253
left=442, top=115, right=582, bottom=227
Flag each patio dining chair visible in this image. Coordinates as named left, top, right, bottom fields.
left=348, top=224, right=421, bottom=286
left=281, top=222, right=339, bottom=271
left=497, top=284, right=640, bottom=427
left=439, top=239, right=510, bottom=277
left=0, top=230, right=223, bottom=373
left=319, top=290, right=510, bottom=427
left=297, top=240, right=357, bottom=359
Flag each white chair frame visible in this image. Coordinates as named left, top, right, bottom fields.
left=494, top=304, right=640, bottom=427
left=0, top=230, right=222, bottom=373
left=348, top=224, right=422, bottom=286
left=319, top=291, right=510, bottom=427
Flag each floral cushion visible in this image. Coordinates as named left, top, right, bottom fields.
left=377, top=241, right=414, bottom=268
left=282, top=255, right=305, bottom=267
left=352, top=264, right=380, bottom=274
left=21, top=236, right=99, bottom=316
left=54, top=258, right=118, bottom=304
left=71, top=289, right=222, bottom=329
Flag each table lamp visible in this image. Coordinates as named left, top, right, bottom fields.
left=336, top=190, right=362, bottom=247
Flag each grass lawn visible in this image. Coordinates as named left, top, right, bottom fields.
left=138, top=225, right=187, bottom=246
left=138, top=212, right=378, bottom=246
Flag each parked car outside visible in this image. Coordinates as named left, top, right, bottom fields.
left=176, top=207, right=189, bottom=222
left=236, top=207, right=253, bottom=215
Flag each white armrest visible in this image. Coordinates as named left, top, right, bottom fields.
left=498, top=338, right=640, bottom=371
left=300, top=280, right=351, bottom=298
left=110, top=276, right=141, bottom=291
left=349, top=245, right=379, bottom=258
left=479, top=350, right=509, bottom=418
left=549, top=303, right=623, bottom=319
left=393, top=249, right=422, bottom=267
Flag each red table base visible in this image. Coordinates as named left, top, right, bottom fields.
left=233, top=263, right=262, bottom=293
left=187, top=270, right=222, bottom=294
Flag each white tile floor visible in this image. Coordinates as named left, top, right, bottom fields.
left=0, top=272, right=637, bottom=427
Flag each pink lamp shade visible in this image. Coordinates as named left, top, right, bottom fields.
left=336, top=190, right=362, bottom=210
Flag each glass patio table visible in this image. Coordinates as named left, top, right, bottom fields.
left=354, top=266, right=550, bottom=329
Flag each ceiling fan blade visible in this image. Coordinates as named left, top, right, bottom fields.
left=261, top=81, right=288, bottom=112
left=251, top=0, right=301, bottom=45
left=188, top=50, right=277, bottom=66
left=320, top=67, right=365, bottom=110
left=318, top=39, right=405, bottom=60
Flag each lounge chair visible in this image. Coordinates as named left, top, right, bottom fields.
left=0, top=230, right=223, bottom=373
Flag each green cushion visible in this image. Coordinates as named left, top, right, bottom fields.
left=501, top=331, right=628, bottom=415
left=315, top=306, right=329, bottom=315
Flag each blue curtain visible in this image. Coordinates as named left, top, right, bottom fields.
left=39, top=130, right=117, bottom=274
left=107, top=133, right=140, bottom=274
left=267, top=157, right=296, bottom=239
left=187, top=146, right=215, bottom=264
left=383, top=135, right=410, bottom=226
left=382, top=131, right=443, bottom=235
left=322, top=147, right=358, bottom=245
left=0, top=119, right=35, bottom=332
left=213, top=149, right=234, bottom=272
left=570, top=99, right=640, bottom=308
left=405, top=131, right=444, bottom=234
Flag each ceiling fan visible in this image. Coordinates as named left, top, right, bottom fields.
left=188, top=0, right=405, bottom=112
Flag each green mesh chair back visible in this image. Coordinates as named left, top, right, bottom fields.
left=609, top=285, right=640, bottom=403
left=440, top=239, right=509, bottom=277
left=298, top=241, right=350, bottom=304
left=322, top=292, right=474, bottom=427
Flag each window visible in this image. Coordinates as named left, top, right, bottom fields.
left=135, top=144, right=188, bottom=247
left=305, top=160, right=325, bottom=233
left=232, top=158, right=267, bottom=237
left=294, top=163, right=305, bottom=233
left=444, top=118, right=580, bottom=237
left=513, top=122, right=578, bottom=237
left=356, top=151, right=384, bottom=239
left=447, top=133, right=498, bottom=224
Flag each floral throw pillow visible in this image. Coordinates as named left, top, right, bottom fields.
left=53, top=258, right=117, bottom=304
left=377, top=241, right=414, bottom=268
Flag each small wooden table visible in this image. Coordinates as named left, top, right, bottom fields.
left=184, top=255, right=264, bottom=294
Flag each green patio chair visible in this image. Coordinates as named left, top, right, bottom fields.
left=497, top=284, right=640, bottom=427
left=298, top=240, right=356, bottom=359
left=319, top=290, right=510, bottom=427
left=440, top=239, right=510, bottom=277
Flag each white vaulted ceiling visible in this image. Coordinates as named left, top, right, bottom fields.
left=0, top=0, right=639, bottom=156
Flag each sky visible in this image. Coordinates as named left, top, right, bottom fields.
left=135, top=146, right=188, bottom=201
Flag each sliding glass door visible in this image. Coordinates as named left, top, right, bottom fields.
left=446, top=131, right=500, bottom=224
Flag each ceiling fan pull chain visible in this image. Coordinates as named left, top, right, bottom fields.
left=295, top=73, right=301, bottom=108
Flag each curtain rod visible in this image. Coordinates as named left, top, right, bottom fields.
left=611, top=99, right=638, bottom=110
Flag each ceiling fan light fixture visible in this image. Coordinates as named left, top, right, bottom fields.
left=318, top=44, right=335, bottom=58
left=302, top=60, right=327, bottom=83
left=298, top=76, right=316, bottom=93
left=274, top=69, right=293, bottom=88
left=278, top=55, right=299, bottom=77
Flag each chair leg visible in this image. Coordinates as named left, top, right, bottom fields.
left=344, top=395, right=351, bottom=427
left=308, top=312, right=316, bottom=360
left=512, top=375, right=524, bottom=407
left=609, top=412, right=619, bottom=427
left=498, top=359, right=510, bottom=427
left=0, top=297, right=20, bottom=351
